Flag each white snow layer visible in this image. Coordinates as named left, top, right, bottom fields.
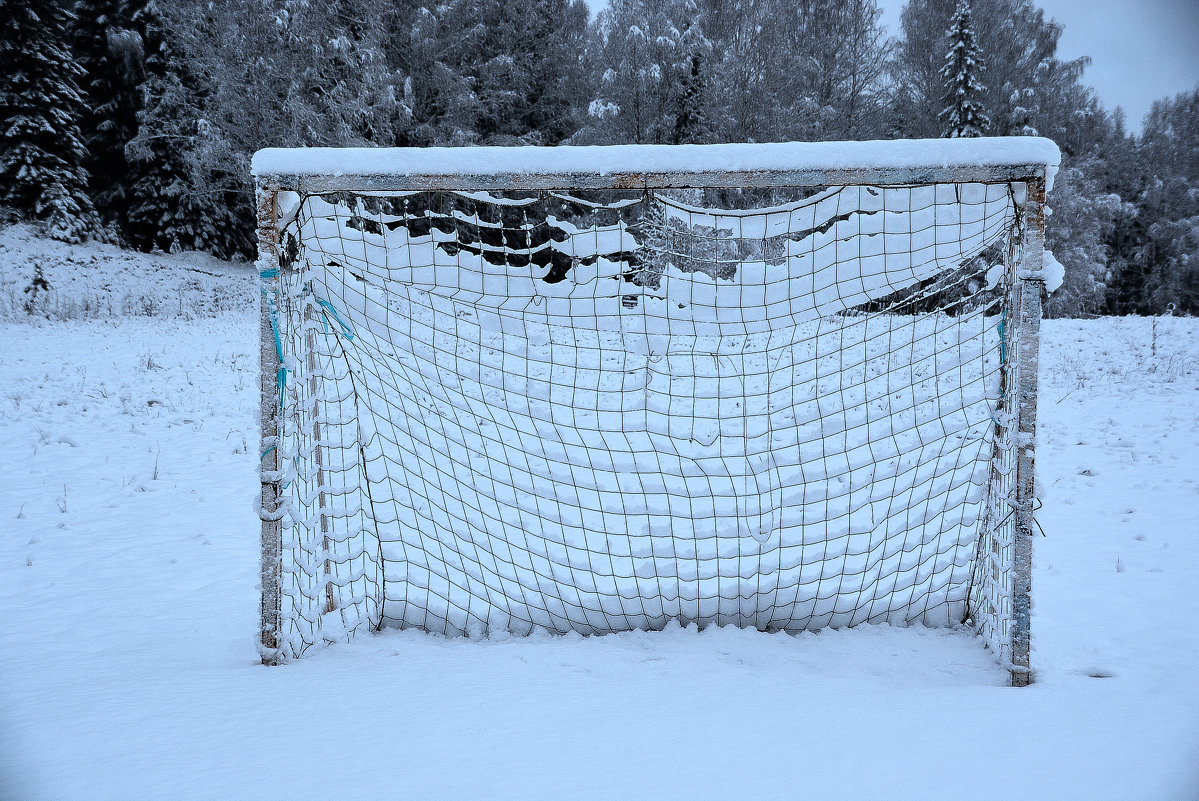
left=1037, top=249, right=1067, bottom=293
left=1, top=229, right=1197, bottom=799
left=252, top=137, right=1061, bottom=186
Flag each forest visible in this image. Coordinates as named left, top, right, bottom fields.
left=1, top=0, right=1196, bottom=317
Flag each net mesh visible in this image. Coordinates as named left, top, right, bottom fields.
left=263, top=181, right=1024, bottom=663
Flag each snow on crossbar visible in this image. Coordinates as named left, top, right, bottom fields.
left=255, top=139, right=1055, bottom=686
left=252, top=137, right=1060, bottom=191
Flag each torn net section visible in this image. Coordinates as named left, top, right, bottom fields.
left=269, top=182, right=1023, bottom=660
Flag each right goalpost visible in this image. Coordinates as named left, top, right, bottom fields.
left=252, top=137, right=1060, bottom=686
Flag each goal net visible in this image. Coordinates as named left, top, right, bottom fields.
left=254, top=140, right=1056, bottom=684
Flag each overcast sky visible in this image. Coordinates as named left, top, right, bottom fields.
left=584, top=0, right=1199, bottom=132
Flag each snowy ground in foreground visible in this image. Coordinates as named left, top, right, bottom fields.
left=1, top=228, right=1197, bottom=800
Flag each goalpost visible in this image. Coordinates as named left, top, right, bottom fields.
left=253, top=138, right=1059, bottom=685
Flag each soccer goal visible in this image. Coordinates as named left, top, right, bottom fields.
left=253, top=138, right=1059, bottom=685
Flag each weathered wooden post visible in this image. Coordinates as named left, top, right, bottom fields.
left=1010, top=174, right=1046, bottom=686
left=257, top=184, right=284, bottom=665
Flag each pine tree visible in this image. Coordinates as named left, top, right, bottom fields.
left=672, top=50, right=710, bottom=144
left=394, top=0, right=588, bottom=146
left=894, top=0, right=1096, bottom=146
left=692, top=0, right=889, bottom=145
left=1042, top=161, right=1122, bottom=317
left=670, top=14, right=714, bottom=145
left=1108, top=87, right=1199, bottom=314
left=72, top=0, right=145, bottom=233
left=125, top=0, right=240, bottom=255
left=0, top=0, right=100, bottom=241
left=939, top=0, right=989, bottom=138
left=581, top=0, right=708, bottom=145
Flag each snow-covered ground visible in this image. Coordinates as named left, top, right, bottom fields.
left=1, top=226, right=1197, bottom=799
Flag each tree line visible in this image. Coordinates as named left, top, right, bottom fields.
left=1, top=0, right=1196, bottom=316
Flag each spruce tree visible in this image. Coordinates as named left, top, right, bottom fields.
left=73, top=0, right=145, bottom=233
left=672, top=51, right=710, bottom=145
left=0, top=0, right=99, bottom=241
left=126, top=0, right=236, bottom=255
left=939, top=0, right=989, bottom=138
left=582, top=0, right=707, bottom=145
left=671, top=14, right=714, bottom=145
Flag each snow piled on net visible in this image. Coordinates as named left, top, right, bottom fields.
left=267, top=182, right=1021, bottom=659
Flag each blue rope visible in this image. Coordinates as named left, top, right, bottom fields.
left=299, top=281, right=355, bottom=340
left=990, top=306, right=1009, bottom=427
left=258, top=273, right=352, bottom=472
left=998, top=306, right=1008, bottom=369
left=260, top=271, right=285, bottom=372
left=260, top=266, right=287, bottom=464
left=317, top=298, right=355, bottom=340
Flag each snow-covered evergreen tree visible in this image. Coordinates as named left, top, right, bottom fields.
left=125, top=0, right=240, bottom=255
left=397, top=0, right=589, bottom=146
left=72, top=0, right=144, bottom=234
left=581, top=0, right=712, bottom=145
left=939, top=0, right=989, bottom=138
left=693, top=0, right=889, bottom=144
left=468, top=0, right=590, bottom=144
left=893, top=0, right=1096, bottom=146
left=670, top=18, right=714, bottom=144
left=1108, top=88, right=1199, bottom=314
left=1042, top=161, right=1123, bottom=317
left=0, top=0, right=99, bottom=241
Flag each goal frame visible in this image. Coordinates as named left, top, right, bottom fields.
left=254, top=139, right=1055, bottom=685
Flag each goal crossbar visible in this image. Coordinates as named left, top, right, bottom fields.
left=254, top=138, right=1058, bottom=686
left=252, top=138, right=1060, bottom=192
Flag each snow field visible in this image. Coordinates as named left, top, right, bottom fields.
left=0, top=224, right=252, bottom=322
left=1, top=235, right=1196, bottom=798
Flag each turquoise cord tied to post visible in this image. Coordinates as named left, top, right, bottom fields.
left=300, top=281, right=356, bottom=340
left=990, top=306, right=1008, bottom=427
left=997, top=306, right=1007, bottom=368
left=317, top=297, right=355, bottom=340
left=260, top=266, right=287, bottom=460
